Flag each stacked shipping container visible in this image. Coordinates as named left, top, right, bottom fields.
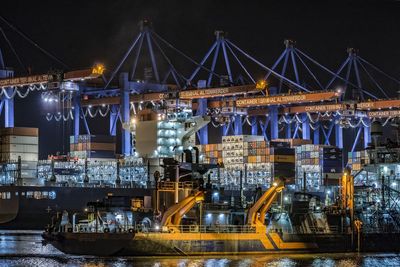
left=295, top=144, right=343, bottom=191
left=0, top=127, right=39, bottom=183
left=270, top=146, right=296, bottom=184
left=272, top=138, right=312, bottom=148
left=222, top=135, right=265, bottom=170
left=348, top=150, right=370, bottom=171
left=198, top=144, right=222, bottom=165
left=69, top=135, right=116, bottom=159
left=207, top=136, right=297, bottom=186
left=222, top=135, right=270, bottom=186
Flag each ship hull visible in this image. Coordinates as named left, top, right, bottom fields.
left=41, top=231, right=335, bottom=256
left=43, top=232, right=135, bottom=256
left=43, top=231, right=400, bottom=256
left=0, top=186, right=151, bottom=230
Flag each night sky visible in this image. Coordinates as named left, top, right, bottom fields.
left=1, top=0, right=400, bottom=158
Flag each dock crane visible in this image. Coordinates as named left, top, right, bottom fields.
left=247, top=179, right=285, bottom=233
left=0, top=64, right=105, bottom=89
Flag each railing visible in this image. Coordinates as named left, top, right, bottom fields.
left=157, top=181, right=198, bottom=191
left=68, top=224, right=256, bottom=234
left=203, top=203, right=231, bottom=211
left=158, top=224, right=257, bottom=234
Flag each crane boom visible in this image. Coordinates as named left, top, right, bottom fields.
left=161, top=191, right=204, bottom=229
left=247, top=180, right=285, bottom=231
left=0, top=65, right=104, bottom=88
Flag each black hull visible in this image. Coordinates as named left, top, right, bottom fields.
left=0, top=186, right=151, bottom=230
left=43, top=232, right=135, bottom=256
left=42, top=232, right=400, bottom=256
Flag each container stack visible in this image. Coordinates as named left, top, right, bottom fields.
left=0, top=127, right=39, bottom=183
left=322, top=147, right=343, bottom=179
left=221, top=135, right=272, bottom=186
left=222, top=135, right=265, bottom=170
left=244, top=139, right=272, bottom=185
left=198, top=144, right=222, bottom=165
left=348, top=150, right=370, bottom=172
left=272, top=138, right=312, bottom=148
left=269, top=146, right=296, bottom=184
left=70, top=135, right=116, bottom=160
left=295, top=144, right=343, bottom=191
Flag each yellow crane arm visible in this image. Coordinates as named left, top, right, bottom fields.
left=247, top=181, right=285, bottom=226
left=161, top=191, right=203, bottom=227
left=172, top=191, right=204, bottom=225
left=258, top=186, right=284, bottom=225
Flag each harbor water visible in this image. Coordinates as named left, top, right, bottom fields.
left=0, top=232, right=399, bottom=267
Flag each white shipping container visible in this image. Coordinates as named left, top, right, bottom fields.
left=88, top=158, right=116, bottom=162
left=21, top=177, right=41, bottom=186
left=2, top=152, right=38, bottom=162
left=20, top=169, right=37, bottom=178
left=20, top=161, right=38, bottom=170
left=2, top=135, right=39, bottom=145
left=2, top=144, right=38, bottom=153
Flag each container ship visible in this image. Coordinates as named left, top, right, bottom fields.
left=0, top=128, right=152, bottom=229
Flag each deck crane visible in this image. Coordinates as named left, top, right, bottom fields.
left=160, top=190, right=205, bottom=232
left=247, top=179, right=285, bottom=233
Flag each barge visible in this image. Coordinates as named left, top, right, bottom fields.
left=42, top=171, right=400, bottom=256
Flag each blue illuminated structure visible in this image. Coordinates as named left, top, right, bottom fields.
left=188, top=34, right=309, bottom=143
left=75, top=20, right=224, bottom=155
left=264, top=40, right=326, bottom=143
left=0, top=50, right=14, bottom=127
left=327, top=48, right=400, bottom=150
left=186, top=31, right=254, bottom=143
left=3, top=16, right=400, bottom=157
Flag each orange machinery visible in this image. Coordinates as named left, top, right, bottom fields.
left=160, top=191, right=205, bottom=232
left=246, top=179, right=285, bottom=233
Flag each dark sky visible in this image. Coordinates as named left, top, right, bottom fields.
left=1, top=0, right=400, bottom=157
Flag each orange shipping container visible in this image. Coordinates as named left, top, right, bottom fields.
left=0, top=127, right=39, bottom=137
left=90, top=142, right=115, bottom=151
left=271, top=155, right=295, bottom=163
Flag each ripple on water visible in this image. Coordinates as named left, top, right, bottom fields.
left=0, top=234, right=400, bottom=266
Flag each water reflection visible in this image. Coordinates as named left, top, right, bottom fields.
left=0, top=233, right=399, bottom=266
left=0, top=255, right=400, bottom=267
